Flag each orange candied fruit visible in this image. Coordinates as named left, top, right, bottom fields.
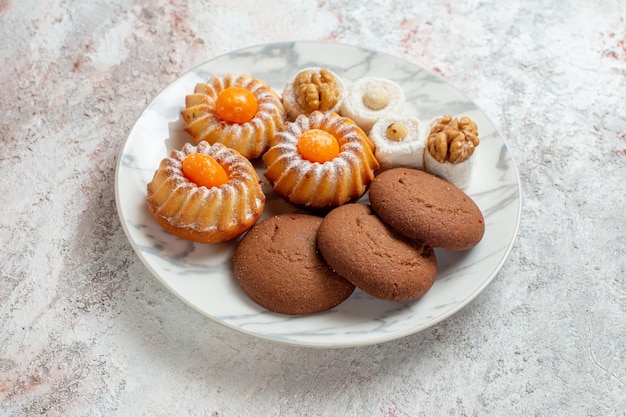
left=182, top=153, right=229, bottom=189
left=215, top=86, right=258, bottom=124
left=297, top=129, right=340, bottom=163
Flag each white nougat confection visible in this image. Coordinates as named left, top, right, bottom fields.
left=340, top=77, right=405, bottom=134
left=423, top=117, right=477, bottom=189
left=423, top=147, right=474, bottom=189
left=368, top=116, right=427, bottom=171
left=282, top=67, right=345, bottom=121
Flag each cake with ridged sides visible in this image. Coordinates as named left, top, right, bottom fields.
left=263, top=111, right=379, bottom=211
left=181, top=73, right=286, bottom=160
left=146, top=141, right=265, bottom=243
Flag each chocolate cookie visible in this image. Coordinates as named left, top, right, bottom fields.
left=368, top=167, right=485, bottom=251
left=316, top=204, right=437, bottom=302
left=233, top=213, right=355, bottom=315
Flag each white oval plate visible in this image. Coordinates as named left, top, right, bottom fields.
left=115, top=41, right=521, bottom=348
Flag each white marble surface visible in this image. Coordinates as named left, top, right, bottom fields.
left=1, top=1, right=625, bottom=416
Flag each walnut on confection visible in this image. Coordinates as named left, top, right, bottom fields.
left=385, top=122, right=409, bottom=142
left=427, top=115, right=479, bottom=164
left=294, top=69, right=340, bottom=113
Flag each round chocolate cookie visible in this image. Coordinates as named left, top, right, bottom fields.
left=233, top=213, right=355, bottom=315
left=317, top=204, right=437, bottom=302
left=368, top=167, right=485, bottom=251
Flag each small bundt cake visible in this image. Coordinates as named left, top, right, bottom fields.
left=146, top=141, right=265, bottom=243
left=180, top=73, right=286, bottom=160
left=262, top=111, right=379, bottom=211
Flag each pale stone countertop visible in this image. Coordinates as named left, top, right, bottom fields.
left=1, top=1, right=625, bottom=416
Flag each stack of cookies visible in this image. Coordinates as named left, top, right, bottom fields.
left=233, top=167, right=484, bottom=315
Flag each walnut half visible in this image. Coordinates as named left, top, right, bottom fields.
left=293, top=69, right=340, bottom=114
left=427, top=115, right=479, bottom=164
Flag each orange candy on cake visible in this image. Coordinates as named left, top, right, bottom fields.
left=181, top=73, right=286, bottom=160
left=182, top=153, right=229, bottom=188
left=215, top=87, right=258, bottom=124
left=297, top=129, right=340, bottom=163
